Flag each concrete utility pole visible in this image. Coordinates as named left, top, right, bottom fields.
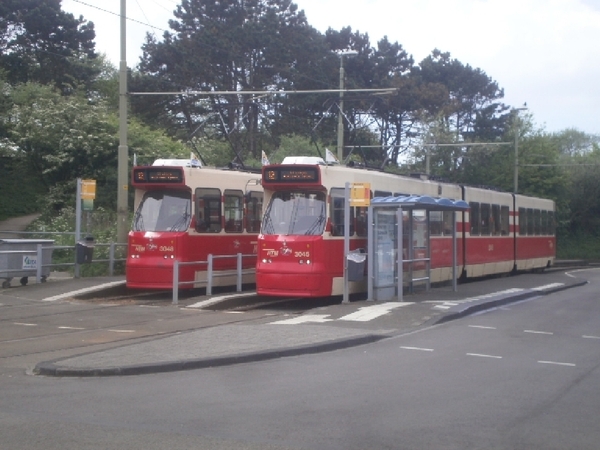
left=336, top=51, right=358, bottom=162
left=117, top=0, right=129, bottom=244
left=513, top=104, right=528, bottom=194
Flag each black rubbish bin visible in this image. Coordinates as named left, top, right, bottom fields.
left=347, top=250, right=366, bottom=282
left=76, top=236, right=95, bottom=264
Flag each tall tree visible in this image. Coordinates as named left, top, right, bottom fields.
left=134, top=0, right=334, bottom=161
left=0, top=0, right=98, bottom=93
left=413, top=49, right=509, bottom=180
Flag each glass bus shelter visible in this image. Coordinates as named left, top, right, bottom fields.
left=366, top=195, right=469, bottom=302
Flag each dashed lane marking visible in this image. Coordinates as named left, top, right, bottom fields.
left=524, top=330, right=554, bottom=335
left=538, top=360, right=576, bottom=367
left=400, top=346, right=434, bottom=352
left=13, top=322, right=38, bottom=327
left=467, top=353, right=503, bottom=359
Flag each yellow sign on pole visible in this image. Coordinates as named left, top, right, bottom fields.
left=350, top=182, right=371, bottom=207
left=81, top=179, right=96, bottom=200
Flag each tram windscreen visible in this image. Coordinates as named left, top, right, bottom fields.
left=132, top=190, right=191, bottom=232
left=262, top=191, right=326, bottom=235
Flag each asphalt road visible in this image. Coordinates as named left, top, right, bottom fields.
left=1, top=268, right=599, bottom=449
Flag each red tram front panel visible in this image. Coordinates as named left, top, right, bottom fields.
left=127, top=162, right=262, bottom=289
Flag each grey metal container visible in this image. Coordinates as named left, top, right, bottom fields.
left=0, top=239, right=55, bottom=288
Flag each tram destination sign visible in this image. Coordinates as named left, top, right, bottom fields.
left=132, top=167, right=184, bottom=184
left=263, top=166, right=320, bottom=184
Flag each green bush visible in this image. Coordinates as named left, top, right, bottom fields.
left=27, top=206, right=127, bottom=276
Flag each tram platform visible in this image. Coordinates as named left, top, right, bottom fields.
left=18, top=268, right=591, bottom=377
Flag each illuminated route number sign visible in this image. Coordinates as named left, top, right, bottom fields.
left=133, top=168, right=184, bottom=184
left=263, top=166, right=320, bottom=184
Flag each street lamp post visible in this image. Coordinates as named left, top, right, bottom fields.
left=513, top=105, right=528, bottom=194
left=336, top=51, right=357, bottom=162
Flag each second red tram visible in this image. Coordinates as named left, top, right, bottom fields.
left=256, top=156, right=555, bottom=298
left=127, top=159, right=263, bottom=289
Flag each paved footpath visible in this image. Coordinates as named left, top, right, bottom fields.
left=27, top=268, right=590, bottom=377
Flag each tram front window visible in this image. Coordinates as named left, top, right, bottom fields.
left=262, top=191, right=326, bottom=236
left=132, top=190, right=191, bottom=232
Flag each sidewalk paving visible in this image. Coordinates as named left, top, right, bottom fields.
left=31, top=269, right=589, bottom=377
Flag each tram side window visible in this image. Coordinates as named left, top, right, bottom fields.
left=533, top=209, right=541, bottom=235
left=355, top=206, right=368, bottom=237
left=500, top=206, right=509, bottom=235
left=480, top=203, right=491, bottom=235
left=470, top=202, right=480, bottom=235
left=374, top=190, right=392, bottom=199
left=443, top=211, right=454, bottom=235
left=548, top=211, right=556, bottom=235
left=527, top=208, right=534, bottom=235
left=541, top=210, right=548, bottom=235
left=245, top=191, right=263, bottom=233
left=224, top=189, right=243, bottom=233
left=430, top=211, right=443, bottom=236
left=518, top=207, right=526, bottom=235
left=491, top=204, right=500, bottom=235
left=330, top=188, right=355, bottom=236
left=195, top=188, right=222, bottom=233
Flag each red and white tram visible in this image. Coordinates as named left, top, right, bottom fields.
left=127, top=159, right=263, bottom=289
left=256, top=156, right=555, bottom=298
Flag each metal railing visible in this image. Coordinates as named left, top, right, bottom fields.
left=172, top=253, right=256, bottom=304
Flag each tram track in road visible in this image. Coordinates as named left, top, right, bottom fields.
left=0, top=298, right=301, bottom=361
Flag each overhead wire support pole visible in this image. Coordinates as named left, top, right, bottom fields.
left=117, top=0, right=129, bottom=245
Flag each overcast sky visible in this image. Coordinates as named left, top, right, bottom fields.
left=62, top=0, right=600, bottom=135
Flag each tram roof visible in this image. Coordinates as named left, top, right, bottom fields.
left=371, top=195, right=470, bottom=211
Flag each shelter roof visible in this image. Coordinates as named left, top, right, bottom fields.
left=371, top=195, right=470, bottom=211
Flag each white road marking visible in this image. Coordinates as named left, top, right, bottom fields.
left=187, top=292, right=257, bottom=308
left=524, top=330, right=554, bottom=335
left=13, top=322, right=38, bottom=327
left=42, top=281, right=126, bottom=302
left=107, top=329, right=136, bottom=333
left=270, top=314, right=333, bottom=325
left=338, top=302, right=413, bottom=322
left=532, top=283, right=565, bottom=291
left=467, top=353, right=502, bottom=359
left=432, top=288, right=525, bottom=309
left=468, top=325, right=497, bottom=329
left=583, top=335, right=600, bottom=340
left=400, top=346, right=434, bottom=352
left=538, top=360, right=576, bottom=367
left=58, top=326, right=86, bottom=330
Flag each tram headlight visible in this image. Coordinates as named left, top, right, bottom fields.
left=262, top=258, right=272, bottom=264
